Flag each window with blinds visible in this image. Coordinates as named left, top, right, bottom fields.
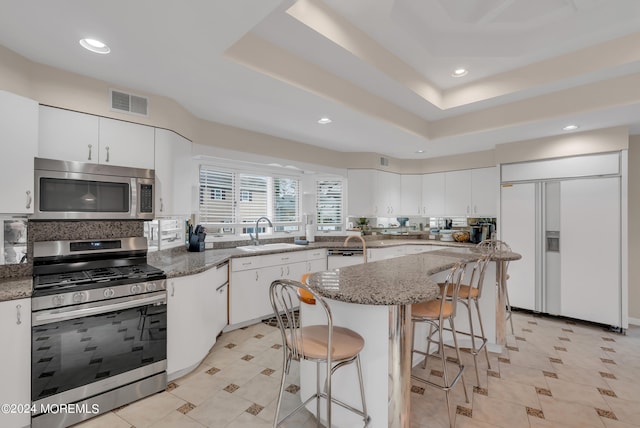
left=199, top=168, right=235, bottom=234
left=274, top=177, right=299, bottom=232
left=316, top=179, right=343, bottom=231
left=198, top=165, right=300, bottom=236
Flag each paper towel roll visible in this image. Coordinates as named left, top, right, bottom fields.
left=305, top=224, right=315, bottom=242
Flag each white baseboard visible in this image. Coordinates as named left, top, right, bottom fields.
left=628, top=317, right=640, bottom=326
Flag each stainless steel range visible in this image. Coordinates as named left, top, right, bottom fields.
left=31, top=237, right=167, bottom=428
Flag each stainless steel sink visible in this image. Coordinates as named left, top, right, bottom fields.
left=236, top=243, right=301, bottom=252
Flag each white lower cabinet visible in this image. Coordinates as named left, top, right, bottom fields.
left=229, top=249, right=327, bottom=326
left=0, top=298, right=30, bottom=428
left=167, top=263, right=228, bottom=380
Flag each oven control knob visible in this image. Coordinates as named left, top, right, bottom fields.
left=72, top=292, right=86, bottom=303
left=103, top=288, right=115, bottom=298
left=147, top=282, right=157, bottom=292
left=52, top=295, right=64, bottom=307
left=130, top=285, right=142, bottom=294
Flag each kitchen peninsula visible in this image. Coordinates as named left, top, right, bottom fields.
left=304, top=247, right=489, bottom=428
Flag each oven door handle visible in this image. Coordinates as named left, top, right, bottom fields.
left=32, top=293, right=167, bottom=326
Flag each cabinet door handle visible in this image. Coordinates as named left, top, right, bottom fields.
left=467, top=205, right=470, bottom=214
left=255, top=271, right=259, bottom=281
left=171, top=283, right=175, bottom=297
left=280, top=267, right=284, bottom=277
left=88, top=144, right=93, bottom=161
left=105, top=146, right=110, bottom=163
left=286, top=266, right=290, bottom=275
left=474, top=205, right=477, bottom=214
left=16, top=304, right=21, bottom=325
left=25, top=190, right=32, bottom=209
left=160, top=197, right=164, bottom=212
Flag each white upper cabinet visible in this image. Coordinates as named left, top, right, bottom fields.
left=470, top=167, right=498, bottom=217
left=400, top=174, right=422, bottom=216
left=445, top=170, right=472, bottom=216
left=154, top=128, right=192, bottom=216
left=421, top=173, right=445, bottom=216
left=0, top=91, right=38, bottom=213
left=444, top=167, right=497, bottom=217
left=347, top=169, right=377, bottom=216
left=377, top=171, right=401, bottom=216
left=39, top=106, right=155, bottom=169
left=348, top=169, right=401, bottom=216
left=99, top=117, right=155, bottom=169
left=39, top=106, right=99, bottom=163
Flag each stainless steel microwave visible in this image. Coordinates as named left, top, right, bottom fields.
left=33, top=157, right=155, bottom=220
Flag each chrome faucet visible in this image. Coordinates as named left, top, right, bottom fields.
left=343, top=234, right=367, bottom=264
left=250, top=216, right=273, bottom=245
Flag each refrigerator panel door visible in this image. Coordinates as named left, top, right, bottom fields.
left=560, top=177, right=621, bottom=327
left=500, top=182, right=537, bottom=311
left=544, top=182, right=561, bottom=315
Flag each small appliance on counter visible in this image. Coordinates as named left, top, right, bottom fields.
left=188, top=224, right=206, bottom=252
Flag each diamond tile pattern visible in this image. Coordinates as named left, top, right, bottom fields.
left=73, top=312, right=640, bottom=428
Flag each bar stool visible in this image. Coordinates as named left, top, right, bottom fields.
left=411, top=262, right=469, bottom=428
left=477, top=240, right=515, bottom=334
left=441, top=252, right=493, bottom=385
left=269, top=279, right=370, bottom=428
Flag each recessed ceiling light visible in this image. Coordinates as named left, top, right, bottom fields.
left=79, top=38, right=111, bottom=54
left=317, top=117, right=332, bottom=125
left=416, top=150, right=425, bottom=153
left=562, top=124, right=579, bottom=131
left=452, top=68, right=468, bottom=77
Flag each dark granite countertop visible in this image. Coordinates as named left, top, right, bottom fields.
left=0, top=277, right=33, bottom=302
left=0, top=239, right=478, bottom=302
left=307, top=252, right=471, bottom=306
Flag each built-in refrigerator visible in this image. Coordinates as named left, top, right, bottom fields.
left=500, top=152, right=626, bottom=329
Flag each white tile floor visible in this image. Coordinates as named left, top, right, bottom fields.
left=75, top=312, right=640, bottom=427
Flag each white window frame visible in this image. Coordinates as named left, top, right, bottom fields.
left=198, top=163, right=302, bottom=240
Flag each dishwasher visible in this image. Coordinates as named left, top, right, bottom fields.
left=327, top=247, right=366, bottom=269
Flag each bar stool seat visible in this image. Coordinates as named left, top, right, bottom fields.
left=287, top=325, right=364, bottom=360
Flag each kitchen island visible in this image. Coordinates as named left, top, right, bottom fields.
left=305, top=248, right=483, bottom=428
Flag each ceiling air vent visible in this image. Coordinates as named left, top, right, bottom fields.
left=110, top=89, right=148, bottom=116
left=380, top=157, right=389, bottom=167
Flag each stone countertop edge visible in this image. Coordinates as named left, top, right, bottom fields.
left=0, top=240, right=478, bottom=303
left=0, top=277, right=33, bottom=302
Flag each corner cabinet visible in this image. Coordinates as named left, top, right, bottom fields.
left=0, top=91, right=38, bottom=213
left=229, top=249, right=327, bottom=327
left=0, top=298, right=30, bottom=428
left=167, top=262, right=228, bottom=380
left=154, top=129, right=193, bottom=216
left=38, top=106, right=154, bottom=169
